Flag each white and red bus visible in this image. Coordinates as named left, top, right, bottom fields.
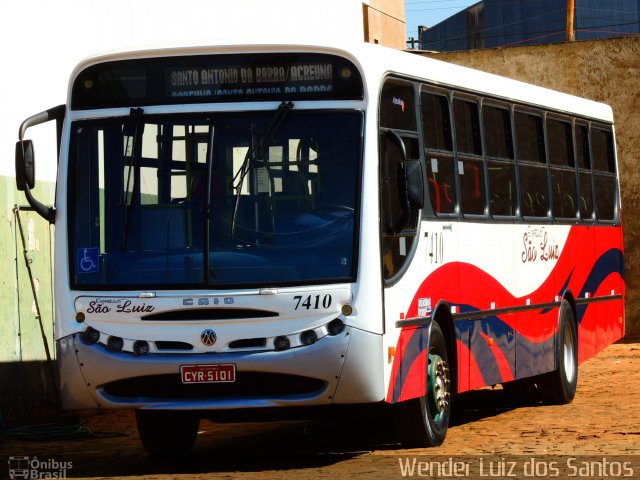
left=15, top=41, right=624, bottom=453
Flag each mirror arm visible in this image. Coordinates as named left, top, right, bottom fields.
left=19, top=105, right=65, bottom=140
left=23, top=185, right=56, bottom=224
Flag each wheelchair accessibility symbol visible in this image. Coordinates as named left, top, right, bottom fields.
left=77, top=247, right=99, bottom=274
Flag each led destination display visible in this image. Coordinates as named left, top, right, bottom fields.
left=72, top=53, right=363, bottom=109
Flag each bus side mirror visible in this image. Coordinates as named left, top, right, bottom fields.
left=15, top=139, right=36, bottom=191
left=404, top=159, right=425, bottom=209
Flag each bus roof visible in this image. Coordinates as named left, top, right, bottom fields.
left=70, top=41, right=614, bottom=123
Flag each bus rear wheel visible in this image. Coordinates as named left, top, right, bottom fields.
left=538, top=300, right=578, bottom=405
left=136, top=410, right=199, bottom=456
left=394, top=321, right=451, bottom=448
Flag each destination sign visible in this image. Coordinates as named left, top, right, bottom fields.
left=166, top=61, right=336, bottom=99
left=72, top=53, right=363, bottom=109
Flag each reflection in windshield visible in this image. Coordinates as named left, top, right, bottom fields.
left=69, top=111, right=362, bottom=288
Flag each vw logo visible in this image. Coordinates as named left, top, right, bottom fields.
left=200, top=329, right=217, bottom=346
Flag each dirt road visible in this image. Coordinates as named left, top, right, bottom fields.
left=2, top=341, right=640, bottom=479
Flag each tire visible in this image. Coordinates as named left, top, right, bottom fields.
left=394, top=321, right=451, bottom=448
left=136, top=410, right=199, bottom=456
left=538, top=300, right=578, bottom=404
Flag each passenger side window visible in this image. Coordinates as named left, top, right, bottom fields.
left=380, top=79, right=420, bottom=281
left=548, top=118, right=577, bottom=219
left=516, top=111, right=548, bottom=217
left=483, top=105, right=515, bottom=217
left=575, top=123, right=594, bottom=220
left=591, top=127, right=617, bottom=221
left=453, top=98, right=484, bottom=216
left=422, top=90, right=456, bottom=215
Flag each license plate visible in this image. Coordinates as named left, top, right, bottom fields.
left=180, top=364, right=236, bottom=384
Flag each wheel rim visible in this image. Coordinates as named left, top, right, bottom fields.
left=563, top=321, right=576, bottom=384
left=427, top=353, right=450, bottom=422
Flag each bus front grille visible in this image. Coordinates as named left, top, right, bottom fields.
left=101, top=372, right=326, bottom=399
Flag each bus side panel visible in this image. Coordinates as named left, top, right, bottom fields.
left=594, top=225, right=625, bottom=354
left=574, top=226, right=597, bottom=363
left=390, top=224, right=625, bottom=399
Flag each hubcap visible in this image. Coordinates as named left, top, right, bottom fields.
left=428, top=353, right=450, bottom=419
left=563, top=322, right=576, bottom=383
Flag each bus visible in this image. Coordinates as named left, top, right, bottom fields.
left=15, top=41, right=624, bottom=453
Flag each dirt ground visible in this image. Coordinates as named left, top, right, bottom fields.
left=2, top=340, right=640, bottom=480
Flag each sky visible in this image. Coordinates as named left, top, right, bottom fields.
left=405, top=0, right=479, bottom=41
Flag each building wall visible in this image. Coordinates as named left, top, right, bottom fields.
left=363, top=0, right=407, bottom=49
left=422, top=0, right=640, bottom=51
left=0, top=178, right=55, bottom=427
left=422, top=35, right=640, bottom=338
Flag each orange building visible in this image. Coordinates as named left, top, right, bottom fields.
left=362, top=0, right=407, bottom=49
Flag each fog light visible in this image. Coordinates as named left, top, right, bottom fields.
left=274, top=336, right=290, bottom=351
left=107, top=336, right=124, bottom=352
left=133, top=340, right=150, bottom=356
left=300, top=330, right=318, bottom=346
left=327, top=319, right=345, bottom=336
left=82, top=327, right=100, bottom=344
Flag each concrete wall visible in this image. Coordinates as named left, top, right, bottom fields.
left=422, top=35, right=640, bottom=338
left=0, top=178, right=55, bottom=427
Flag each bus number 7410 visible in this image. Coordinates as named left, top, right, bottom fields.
left=293, top=294, right=332, bottom=310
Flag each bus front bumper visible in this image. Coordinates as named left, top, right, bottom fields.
left=57, top=326, right=383, bottom=411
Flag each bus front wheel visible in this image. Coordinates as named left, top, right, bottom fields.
left=394, top=321, right=451, bottom=447
left=136, top=410, right=199, bottom=456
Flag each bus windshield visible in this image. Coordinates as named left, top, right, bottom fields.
left=69, top=110, right=362, bottom=289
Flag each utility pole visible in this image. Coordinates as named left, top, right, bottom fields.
left=565, top=0, right=576, bottom=42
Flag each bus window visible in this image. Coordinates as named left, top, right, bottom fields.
left=516, top=111, right=548, bottom=217
left=483, top=105, right=515, bottom=217
left=458, top=158, right=485, bottom=215
left=575, top=123, right=594, bottom=220
left=515, top=111, right=545, bottom=163
left=380, top=135, right=420, bottom=280
left=453, top=98, right=481, bottom=156
left=453, top=98, right=484, bottom=216
left=519, top=164, right=549, bottom=217
left=421, top=92, right=452, bottom=151
left=488, top=161, right=516, bottom=216
left=421, top=89, right=455, bottom=215
left=426, top=154, right=456, bottom=215
left=548, top=118, right=577, bottom=219
left=483, top=105, right=513, bottom=160
left=592, top=127, right=617, bottom=221
left=380, top=79, right=417, bottom=132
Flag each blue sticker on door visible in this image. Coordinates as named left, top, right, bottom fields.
left=77, top=247, right=99, bottom=274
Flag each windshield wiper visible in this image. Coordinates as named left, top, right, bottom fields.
left=230, top=101, right=294, bottom=239
left=204, top=125, right=215, bottom=282
left=120, top=107, right=144, bottom=252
